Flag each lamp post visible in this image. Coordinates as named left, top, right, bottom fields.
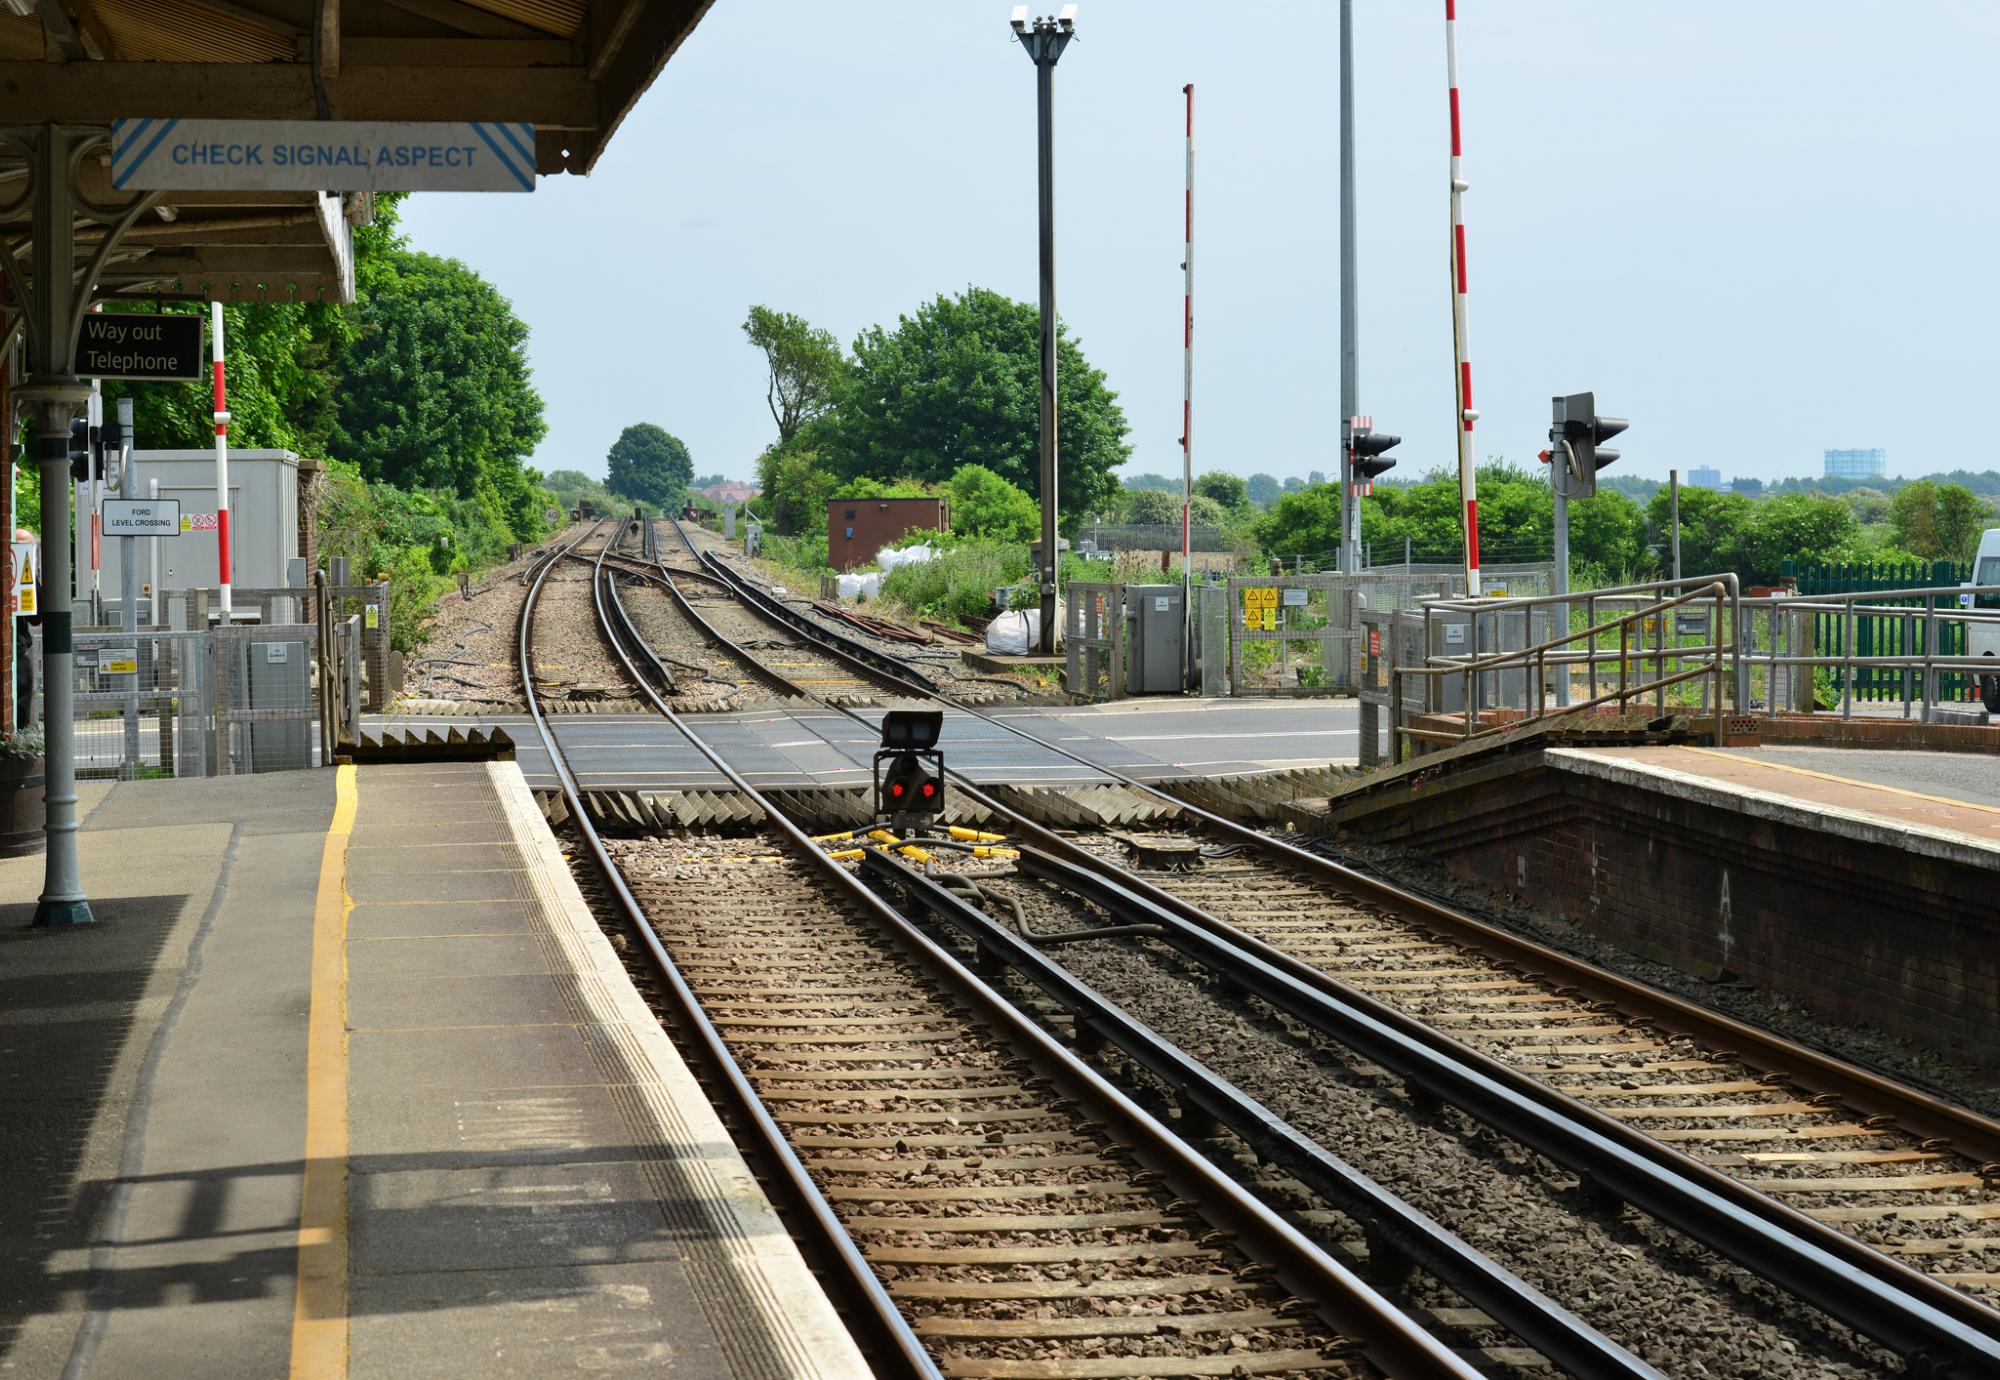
left=1012, top=5, right=1076, bottom=656
left=1338, top=0, right=1360, bottom=575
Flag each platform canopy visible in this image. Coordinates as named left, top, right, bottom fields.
left=0, top=0, right=712, bottom=302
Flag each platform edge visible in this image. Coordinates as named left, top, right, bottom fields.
left=484, top=760, right=873, bottom=1380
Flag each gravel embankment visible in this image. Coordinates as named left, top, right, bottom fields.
left=398, top=522, right=589, bottom=713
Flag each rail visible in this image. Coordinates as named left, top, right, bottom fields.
left=550, top=520, right=1482, bottom=1378
left=867, top=849, right=1658, bottom=1377
left=519, top=520, right=931, bottom=1375
left=665, top=520, right=2000, bottom=1374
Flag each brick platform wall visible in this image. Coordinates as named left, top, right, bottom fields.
left=1337, top=757, right=2000, bottom=1064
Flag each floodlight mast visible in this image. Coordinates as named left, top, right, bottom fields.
left=1013, top=9, right=1076, bottom=656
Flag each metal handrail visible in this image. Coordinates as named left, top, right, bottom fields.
left=1392, top=582, right=1730, bottom=762
left=1735, top=583, right=2000, bottom=723
left=1423, top=570, right=1739, bottom=613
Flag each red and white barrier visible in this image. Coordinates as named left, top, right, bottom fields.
left=211, top=301, right=232, bottom=621
left=1445, top=1, right=1481, bottom=594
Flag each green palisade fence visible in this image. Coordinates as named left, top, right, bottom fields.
left=1783, top=560, right=1974, bottom=701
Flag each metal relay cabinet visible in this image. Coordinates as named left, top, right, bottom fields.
left=96, top=449, right=301, bottom=606
left=1125, top=583, right=1186, bottom=694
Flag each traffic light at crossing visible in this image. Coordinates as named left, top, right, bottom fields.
left=1550, top=392, right=1627, bottom=499
left=1345, top=416, right=1401, bottom=496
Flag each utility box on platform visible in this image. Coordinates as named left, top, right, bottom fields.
left=1126, top=583, right=1186, bottom=694
left=98, top=449, right=301, bottom=607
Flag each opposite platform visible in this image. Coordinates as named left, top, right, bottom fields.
left=0, top=762, right=867, bottom=1380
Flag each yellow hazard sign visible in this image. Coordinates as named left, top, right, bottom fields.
left=11, top=542, right=36, bottom=617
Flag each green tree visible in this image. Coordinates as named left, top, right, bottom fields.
left=944, top=464, right=1039, bottom=542
left=822, top=287, right=1130, bottom=520
left=1890, top=480, right=1941, bottom=556
left=1188, top=494, right=1228, bottom=528
left=606, top=423, right=694, bottom=509
left=756, top=446, right=841, bottom=535
left=1842, top=487, right=1891, bottom=525
left=1646, top=485, right=1752, bottom=577
left=1256, top=485, right=1341, bottom=561
left=333, top=247, right=548, bottom=537
left=1246, top=473, right=1281, bottom=507
left=1885, top=479, right=1987, bottom=560
left=743, top=306, right=845, bottom=446
left=1739, top=492, right=1857, bottom=583
left=1360, top=464, right=1551, bottom=565
left=1120, top=488, right=1180, bottom=525
left=1121, top=472, right=1179, bottom=492
left=1194, top=470, right=1249, bottom=509
left=1567, top=490, right=1651, bottom=574
left=1935, top=484, right=1989, bottom=561
left=104, top=297, right=348, bottom=459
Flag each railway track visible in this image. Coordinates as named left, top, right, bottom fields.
left=640, top=516, right=2000, bottom=1376
left=1069, top=834, right=2000, bottom=1301
left=520, top=521, right=1491, bottom=1379
left=675, top=521, right=1040, bottom=705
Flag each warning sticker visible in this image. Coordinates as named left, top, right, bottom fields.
left=11, top=543, right=36, bottom=617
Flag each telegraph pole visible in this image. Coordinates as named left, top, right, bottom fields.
left=1181, top=81, right=1195, bottom=687
left=1013, top=6, right=1077, bottom=656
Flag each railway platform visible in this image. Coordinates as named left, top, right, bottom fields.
left=0, top=762, right=867, bottom=1380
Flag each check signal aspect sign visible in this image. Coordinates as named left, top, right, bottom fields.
left=112, top=119, right=538, bottom=193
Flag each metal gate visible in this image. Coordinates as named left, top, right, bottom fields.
left=1788, top=561, right=1972, bottom=701
left=1064, top=584, right=1127, bottom=701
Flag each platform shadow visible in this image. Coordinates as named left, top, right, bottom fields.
left=0, top=892, right=189, bottom=1367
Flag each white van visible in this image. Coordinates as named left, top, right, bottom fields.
left=1969, top=527, right=2000, bottom=713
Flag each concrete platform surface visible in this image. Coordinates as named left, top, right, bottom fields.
left=0, top=763, right=867, bottom=1380
left=1721, top=744, right=2000, bottom=811
left=1557, top=743, right=2000, bottom=863
left=369, top=696, right=1365, bottom=792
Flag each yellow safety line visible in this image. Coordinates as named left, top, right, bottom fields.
left=1676, top=745, right=2000, bottom=819
left=290, top=764, right=356, bottom=1379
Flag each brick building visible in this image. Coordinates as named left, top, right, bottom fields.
left=828, top=496, right=950, bottom=571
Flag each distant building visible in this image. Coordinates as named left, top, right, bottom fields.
left=1824, top=448, right=1886, bottom=481
left=1687, top=466, right=1722, bottom=489
left=698, top=480, right=760, bottom=505
left=828, top=496, right=951, bottom=571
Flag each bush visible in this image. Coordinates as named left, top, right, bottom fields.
left=944, top=464, right=1038, bottom=542
left=880, top=539, right=1033, bottom=624
left=761, top=531, right=831, bottom=578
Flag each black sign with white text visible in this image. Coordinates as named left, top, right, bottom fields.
left=74, top=313, right=203, bottom=381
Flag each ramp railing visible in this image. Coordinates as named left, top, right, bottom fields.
left=1391, top=578, right=1736, bottom=764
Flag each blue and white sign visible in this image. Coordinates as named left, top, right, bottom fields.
left=111, top=119, right=537, bottom=193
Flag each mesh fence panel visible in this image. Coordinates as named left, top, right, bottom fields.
left=69, top=630, right=211, bottom=779
left=212, top=625, right=316, bottom=773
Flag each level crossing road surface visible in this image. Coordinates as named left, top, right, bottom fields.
left=369, top=697, right=1366, bottom=792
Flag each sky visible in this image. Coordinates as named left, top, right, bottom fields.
left=400, top=1, right=2000, bottom=490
